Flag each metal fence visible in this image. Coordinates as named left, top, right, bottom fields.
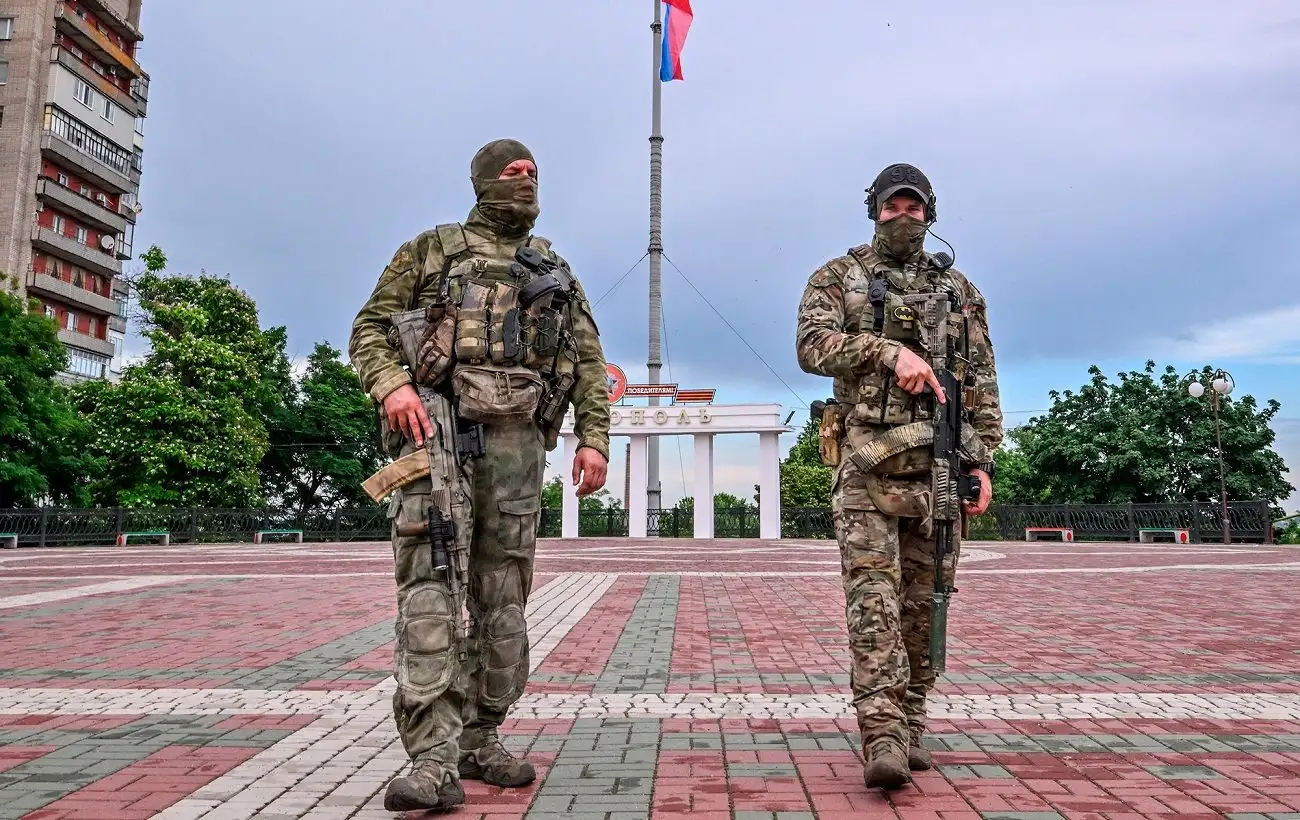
left=0, top=500, right=1275, bottom=546
left=991, top=500, right=1274, bottom=543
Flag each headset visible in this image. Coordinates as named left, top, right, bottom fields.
left=864, top=163, right=939, bottom=224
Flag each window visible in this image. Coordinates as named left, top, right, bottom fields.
left=79, top=185, right=90, bottom=196
left=101, top=98, right=114, bottom=123
left=134, top=116, right=144, bottom=137
left=74, top=79, right=93, bottom=108
left=88, top=316, right=98, bottom=336
left=44, top=305, right=56, bottom=319
left=76, top=226, right=88, bottom=244
left=73, top=269, right=84, bottom=288
left=0, top=18, right=13, bottom=40
left=0, top=61, right=9, bottom=86
left=57, top=172, right=68, bottom=186
left=65, top=310, right=78, bottom=331
left=51, top=214, right=65, bottom=233
left=67, top=348, right=108, bottom=379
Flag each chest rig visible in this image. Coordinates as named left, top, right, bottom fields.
left=836, top=246, right=973, bottom=427
left=388, top=223, right=581, bottom=432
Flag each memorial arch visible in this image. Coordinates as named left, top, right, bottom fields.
left=556, top=396, right=793, bottom=540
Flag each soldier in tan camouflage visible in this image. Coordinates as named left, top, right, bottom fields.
left=795, top=163, right=1003, bottom=791
left=349, top=138, right=610, bottom=812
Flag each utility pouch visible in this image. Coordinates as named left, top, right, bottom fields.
left=452, top=364, right=544, bottom=426
left=386, top=308, right=430, bottom=373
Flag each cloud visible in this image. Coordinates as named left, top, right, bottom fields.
left=1149, top=303, right=1300, bottom=362
left=122, top=0, right=1300, bottom=503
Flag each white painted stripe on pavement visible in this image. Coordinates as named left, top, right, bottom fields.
left=0, top=576, right=179, bottom=609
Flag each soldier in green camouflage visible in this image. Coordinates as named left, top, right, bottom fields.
left=349, top=138, right=610, bottom=812
left=794, top=163, right=1003, bottom=791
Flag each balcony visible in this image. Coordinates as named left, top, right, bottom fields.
left=57, top=328, right=116, bottom=359
left=77, top=0, right=143, bottom=44
left=41, top=107, right=133, bottom=193
left=51, top=46, right=143, bottom=118
left=54, top=3, right=143, bottom=79
left=30, top=226, right=121, bottom=280
left=26, top=270, right=119, bottom=316
left=36, top=178, right=127, bottom=234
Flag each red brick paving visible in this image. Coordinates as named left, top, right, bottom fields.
left=2, top=539, right=1299, bottom=818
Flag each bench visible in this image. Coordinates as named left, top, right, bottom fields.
left=254, top=529, right=303, bottom=544
left=1138, top=527, right=1190, bottom=544
left=116, top=531, right=170, bottom=546
left=1, top=533, right=17, bottom=549
left=1025, top=527, right=1074, bottom=542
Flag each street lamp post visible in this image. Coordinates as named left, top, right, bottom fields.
left=1186, top=369, right=1235, bottom=544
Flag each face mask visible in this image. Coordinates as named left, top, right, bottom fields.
left=874, top=214, right=927, bottom=261
left=474, top=176, right=540, bottom=237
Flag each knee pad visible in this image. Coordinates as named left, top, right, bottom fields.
left=477, top=602, right=528, bottom=709
left=395, top=582, right=458, bottom=698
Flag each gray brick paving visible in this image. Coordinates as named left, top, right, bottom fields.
left=525, top=718, right=658, bottom=819
left=221, top=619, right=396, bottom=689
left=979, top=814, right=1065, bottom=820
left=0, top=714, right=299, bottom=820
left=1143, top=764, right=1225, bottom=780
left=592, top=575, right=679, bottom=694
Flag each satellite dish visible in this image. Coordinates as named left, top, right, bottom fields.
left=99, top=234, right=116, bottom=250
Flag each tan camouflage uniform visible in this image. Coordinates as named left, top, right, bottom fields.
left=349, top=140, right=609, bottom=811
left=795, top=212, right=1002, bottom=777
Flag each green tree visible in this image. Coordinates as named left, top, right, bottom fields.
left=261, top=342, right=382, bottom=516
left=73, top=248, right=284, bottom=507
left=1007, top=361, right=1293, bottom=513
left=0, top=277, right=101, bottom=506
left=779, top=417, right=833, bottom=508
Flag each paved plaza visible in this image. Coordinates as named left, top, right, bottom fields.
left=1, top=537, right=1298, bottom=819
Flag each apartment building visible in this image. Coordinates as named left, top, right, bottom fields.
left=0, top=0, right=146, bottom=382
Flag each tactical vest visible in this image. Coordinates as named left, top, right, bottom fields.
left=834, top=245, right=972, bottom=428
left=397, top=223, right=581, bottom=431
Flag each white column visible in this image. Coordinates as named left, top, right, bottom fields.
left=693, top=433, right=715, bottom=539
left=758, top=431, right=781, bottom=540
left=562, top=435, right=580, bottom=539
left=628, top=435, right=648, bottom=538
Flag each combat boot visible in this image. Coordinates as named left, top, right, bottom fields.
left=459, top=735, right=536, bottom=787
left=908, top=726, right=932, bottom=771
left=863, top=737, right=911, bottom=790
left=383, top=755, right=465, bottom=813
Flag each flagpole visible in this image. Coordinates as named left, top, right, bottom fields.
left=646, top=0, right=664, bottom=531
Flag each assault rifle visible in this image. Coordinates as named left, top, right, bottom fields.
left=927, top=366, right=979, bottom=674
left=915, top=278, right=980, bottom=675
left=391, top=386, right=475, bottom=663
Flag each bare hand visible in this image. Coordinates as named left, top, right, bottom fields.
left=383, top=384, right=433, bottom=447
left=572, top=447, right=608, bottom=497
left=964, top=468, right=992, bottom=516
left=893, top=348, right=945, bottom=402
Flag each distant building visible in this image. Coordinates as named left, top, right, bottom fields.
left=0, top=0, right=146, bottom=382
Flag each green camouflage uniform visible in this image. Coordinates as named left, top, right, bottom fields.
left=795, top=217, right=1003, bottom=763
left=349, top=139, right=609, bottom=810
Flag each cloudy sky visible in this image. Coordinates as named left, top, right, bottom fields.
left=127, top=0, right=1300, bottom=510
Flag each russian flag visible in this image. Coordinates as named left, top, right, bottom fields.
left=659, top=0, right=693, bottom=82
